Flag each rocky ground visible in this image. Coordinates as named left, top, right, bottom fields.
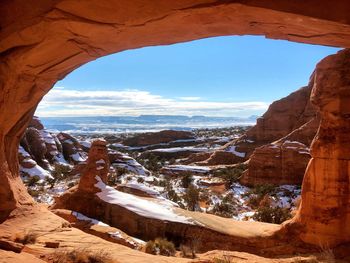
left=13, top=85, right=340, bottom=262
left=19, top=117, right=301, bottom=226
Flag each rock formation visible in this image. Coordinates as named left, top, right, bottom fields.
left=240, top=116, right=320, bottom=186
left=20, top=117, right=67, bottom=168
left=57, top=133, right=87, bottom=164
left=1, top=0, right=350, bottom=256
left=197, top=85, right=317, bottom=167
left=78, top=139, right=110, bottom=193
left=285, top=48, right=350, bottom=247
left=122, top=130, right=195, bottom=147
left=191, top=85, right=319, bottom=186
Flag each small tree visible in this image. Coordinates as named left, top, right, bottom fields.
left=183, top=184, right=200, bottom=211
left=181, top=172, right=193, bottom=188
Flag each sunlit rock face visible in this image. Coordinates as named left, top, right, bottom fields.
left=287, top=49, right=350, bottom=247
left=197, top=85, right=318, bottom=187
left=0, top=0, right=350, bottom=248
left=240, top=98, right=320, bottom=186
left=57, top=133, right=87, bottom=164
left=78, top=139, right=110, bottom=194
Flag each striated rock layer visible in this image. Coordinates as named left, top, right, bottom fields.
left=240, top=116, right=320, bottom=186
left=285, top=48, right=350, bottom=247
left=194, top=85, right=318, bottom=186
left=197, top=85, right=317, bottom=167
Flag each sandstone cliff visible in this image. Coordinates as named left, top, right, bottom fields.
left=192, top=86, right=318, bottom=186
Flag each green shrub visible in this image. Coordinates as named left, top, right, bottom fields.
left=145, top=238, right=176, bottom=256
left=211, top=193, right=238, bottom=218
left=243, top=184, right=277, bottom=208
left=253, top=206, right=292, bottom=224
left=26, top=175, right=41, bottom=187
left=214, top=163, right=247, bottom=188
left=137, top=177, right=145, bottom=183
left=181, top=172, right=193, bottom=188
left=183, top=184, right=200, bottom=211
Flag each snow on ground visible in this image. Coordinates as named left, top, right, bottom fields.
left=95, top=176, right=194, bottom=224
left=63, top=139, right=74, bottom=145
left=18, top=146, right=30, bottom=158
left=39, top=129, right=56, bottom=145
left=113, top=154, right=150, bottom=176
left=70, top=152, right=87, bottom=162
left=163, top=165, right=211, bottom=173
left=80, top=140, right=92, bottom=149
left=20, top=165, right=52, bottom=179
left=124, top=182, right=160, bottom=197
left=72, top=211, right=109, bottom=226
left=72, top=210, right=145, bottom=248
left=233, top=211, right=255, bottom=221
left=226, top=146, right=246, bottom=158
left=149, top=146, right=210, bottom=153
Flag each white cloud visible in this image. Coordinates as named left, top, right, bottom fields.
left=178, top=96, right=202, bottom=101
left=35, top=88, right=269, bottom=117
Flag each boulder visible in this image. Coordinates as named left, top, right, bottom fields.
left=57, top=133, right=87, bottom=164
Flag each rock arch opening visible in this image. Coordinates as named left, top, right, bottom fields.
left=1, top=1, right=350, bottom=257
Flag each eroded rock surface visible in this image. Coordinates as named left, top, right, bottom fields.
left=241, top=117, right=320, bottom=186
left=286, top=48, right=350, bottom=247
left=57, top=133, right=87, bottom=164
left=78, top=139, right=110, bottom=193
left=122, top=130, right=195, bottom=147
left=1, top=0, right=350, bottom=252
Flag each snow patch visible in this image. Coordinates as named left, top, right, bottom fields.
left=95, top=176, right=193, bottom=224
left=226, top=146, right=246, bottom=158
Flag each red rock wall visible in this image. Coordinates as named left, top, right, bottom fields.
left=1, top=0, right=350, bottom=247
left=286, top=49, right=350, bottom=247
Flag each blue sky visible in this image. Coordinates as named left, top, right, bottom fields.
left=36, top=36, right=340, bottom=117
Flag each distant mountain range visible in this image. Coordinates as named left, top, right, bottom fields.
left=39, top=115, right=258, bottom=134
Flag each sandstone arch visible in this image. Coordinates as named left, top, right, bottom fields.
left=1, top=0, right=350, bottom=248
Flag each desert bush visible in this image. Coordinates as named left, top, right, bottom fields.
left=53, top=248, right=112, bottom=263
left=68, top=181, right=77, bottom=188
left=183, top=184, right=200, bottom=211
left=167, top=188, right=181, bottom=203
left=144, top=154, right=162, bottom=172
left=181, top=172, right=193, bottom=188
left=211, top=193, right=239, bottom=217
left=137, top=177, right=145, bottom=183
left=115, top=167, right=128, bottom=177
left=212, top=203, right=237, bottom=218
left=253, top=206, right=291, bottom=224
left=158, top=179, right=168, bottom=187
left=15, top=230, right=38, bottom=244
left=27, top=188, right=41, bottom=197
left=212, top=253, right=234, bottom=263
left=26, top=175, right=41, bottom=187
left=145, top=238, right=176, bottom=256
left=46, top=164, right=72, bottom=188
left=214, top=163, right=247, bottom=188
left=243, top=184, right=277, bottom=208
left=180, top=244, right=192, bottom=258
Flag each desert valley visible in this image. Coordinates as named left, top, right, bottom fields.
left=1, top=1, right=350, bottom=263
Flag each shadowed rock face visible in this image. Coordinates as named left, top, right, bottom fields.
left=0, top=0, right=350, bottom=248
